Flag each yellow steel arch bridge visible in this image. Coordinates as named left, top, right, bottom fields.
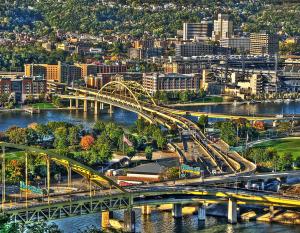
left=59, top=80, right=256, bottom=175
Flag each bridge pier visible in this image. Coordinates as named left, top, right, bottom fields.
left=101, top=211, right=111, bottom=229
left=94, top=101, right=98, bottom=115
left=75, top=98, right=79, bottom=108
left=108, top=104, right=113, bottom=114
left=83, top=99, right=88, bottom=112
left=69, top=99, right=73, bottom=109
left=198, top=204, right=206, bottom=221
left=172, top=203, right=182, bottom=218
left=100, top=102, right=104, bottom=110
left=124, top=209, right=136, bottom=232
left=228, top=198, right=237, bottom=224
left=67, top=166, right=72, bottom=188
left=141, top=205, right=151, bottom=215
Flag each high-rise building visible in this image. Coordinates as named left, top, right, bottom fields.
left=250, top=32, right=279, bottom=55
left=183, top=21, right=212, bottom=40
left=24, top=62, right=82, bottom=84
left=212, top=14, right=233, bottom=41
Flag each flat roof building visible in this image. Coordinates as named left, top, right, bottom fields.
left=183, top=21, right=213, bottom=41
left=143, top=73, right=201, bottom=94
left=250, top=32, right=279, bottom=55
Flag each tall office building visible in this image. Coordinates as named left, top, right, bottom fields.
left=250, top=32, right=279, bottom=55
left=183, top=21, right=212, bottom=40
left=212, top=14, right=233, bottom=41
left=24, top=62, right=82, bottom=84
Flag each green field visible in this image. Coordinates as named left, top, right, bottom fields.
left=5, top=151, right=25, bottom=161
left=254, top=138, right=300, bottom=159
left=30, top=103, right=56, bottom=109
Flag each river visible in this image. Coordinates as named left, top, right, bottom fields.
left=0, top=108, right=137, bottom=132
left=1, top=105, right=300, bottom=232
left=52, top=210, right=300, bottom=233
left=175, top=101, right=300, bottom=116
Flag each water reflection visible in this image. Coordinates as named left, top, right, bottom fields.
left=0, top=108, right=137, bottom=132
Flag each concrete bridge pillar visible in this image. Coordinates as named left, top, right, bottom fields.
left=198, top=204, right=206, bottom=221
left=172, top=203, right=182, bottom=218
left=100, top=102, right=104, bottom=110
left=94, top=101, right=98, bottom=115
left=141, top=205, right=151, bottom=215
left=69, top=99, right=73, bottom=108
left=109, top=104, right=114, bottom=114
left=101, top=211, right=111, bottom=229
left=83, top=99, right=88, bottom=112
left=228, top=198, right=237, bottom=224
left=75, top=98, right=79, bottom=108
left=124, top=209, right=136, bottom=232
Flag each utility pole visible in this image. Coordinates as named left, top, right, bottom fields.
left=1, top=146, right=5, bottom=211
left=47, top=156, right=50, bottom=204
left=25, top=152, right=28, bottom=208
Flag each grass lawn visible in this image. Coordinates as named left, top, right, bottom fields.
left=5, top=151, right=26, bottom=161
left=254, top=138, right=300, bottom=159
left=30, top=103, right=56, bottom=109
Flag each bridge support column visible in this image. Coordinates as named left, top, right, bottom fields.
left=67, top=166, right=72, bottom=188
left=124, top=209, right=136, bottom=232
left=198, top=204, right=206, bottom=221
left=141, top=205, right=151, bottom=215
left=83, top=99, right=88, bottom=112
left=172, top=204, right=182, bottom=218
left=100, top=102, right=104, bottom=110
left=94, top=101, right=98, bottom=115
left=75, top=98, right=79, bottom=108
left=69, top=99, right=73, bottom=109
left=228, top=198, right=237, bottom=224
left=101, top=211, right=110, bottom=229
left=108, top=104, right=113, bottom=114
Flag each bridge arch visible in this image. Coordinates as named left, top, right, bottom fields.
left=96, top=80, right=156, bottom=111
left=0, top=142, right=127, bottom=193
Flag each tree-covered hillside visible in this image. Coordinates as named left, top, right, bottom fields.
left=0, top=0, right=299, bottom=37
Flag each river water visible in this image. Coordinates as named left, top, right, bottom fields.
left=175, top=101, right=300, bottom=116
left=52, top=210, right=300, bottom=233
left=1, top=104, right=300, bottom=232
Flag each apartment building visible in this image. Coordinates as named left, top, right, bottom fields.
left=250, top=32, right=279, bottom=55
left=142, top=73, right=201, bottom=94
left=183, top=21, right=213, bottom=40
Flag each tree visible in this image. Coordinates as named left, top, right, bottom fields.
left=197, top=115, right=208, bottom=131
left=93, top=120, right=106, bottom=135
left=162, top=167, right=179, bottom=180
left=69, top=126, right=80, bottom=147
left=278, top=152, right=293, bottom=171
left=145, top=146, right=153, bottom=160
left=54, top=127, right=68, bottom=150
left=220, top=121, right=238, bottom=146
left=152, top=128, right=167, bottom=149
left=179, top=91, right=190, bottom=102
left=80, top=135, right=95, bottom=150
left=6, top=127, right=27, bottom=145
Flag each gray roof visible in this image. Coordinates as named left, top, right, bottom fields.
left=127, top=159, right=179, bottom=175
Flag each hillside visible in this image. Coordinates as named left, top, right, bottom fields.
left=1, top=0, right=298, bottom=38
